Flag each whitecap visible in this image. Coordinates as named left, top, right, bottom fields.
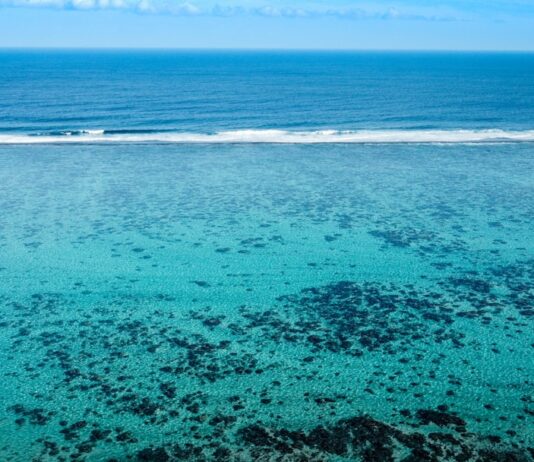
left=1, top=129, right=534, bottom=144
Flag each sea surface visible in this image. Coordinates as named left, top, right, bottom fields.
left=0, top=51, right=533, bottom=461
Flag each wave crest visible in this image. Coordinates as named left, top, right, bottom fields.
left=1, top=129, right=534, bottom=144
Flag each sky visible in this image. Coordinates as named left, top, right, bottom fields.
left=1, top=1, right=534, bottom=50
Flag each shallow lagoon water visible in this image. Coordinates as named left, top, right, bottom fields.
left=0, top=143, right=533, bottom=461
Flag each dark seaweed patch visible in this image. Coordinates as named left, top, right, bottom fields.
left=239, top=281, right=464, bottom=356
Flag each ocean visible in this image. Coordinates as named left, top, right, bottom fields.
left=0, top=51, right=533, bottom=461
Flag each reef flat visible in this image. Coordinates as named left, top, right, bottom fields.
left=0, top=144, right=532, bottom=461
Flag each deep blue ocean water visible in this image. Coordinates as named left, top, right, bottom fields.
left=0, top=51, right=533, bottom=461
left=2, top=51, right=534, bottom=138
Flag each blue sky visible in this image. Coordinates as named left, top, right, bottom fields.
left=1, top=1, right=534, bottom=49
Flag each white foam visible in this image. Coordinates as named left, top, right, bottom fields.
left=1, top=129, right=534, bottom=144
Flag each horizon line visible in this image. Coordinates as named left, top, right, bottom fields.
left=2, top=47, right=534, bottom=53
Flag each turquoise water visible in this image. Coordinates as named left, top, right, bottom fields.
left=0, top=143, right=532, bottom=461
left=1, top=51, right=533, bottom=460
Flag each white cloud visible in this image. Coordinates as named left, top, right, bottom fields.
left=0, top=0, right=460, bottom=20
left=0, top=0, right=168, bottom=12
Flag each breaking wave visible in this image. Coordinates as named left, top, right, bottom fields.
left=1, top=129, right=534, bottom=144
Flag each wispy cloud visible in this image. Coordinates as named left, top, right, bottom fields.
left=0, top=0, right=462, bottom=21
left=0, top=0, right=200, bottom=13
left=7, top=0, right=532, bottom=21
